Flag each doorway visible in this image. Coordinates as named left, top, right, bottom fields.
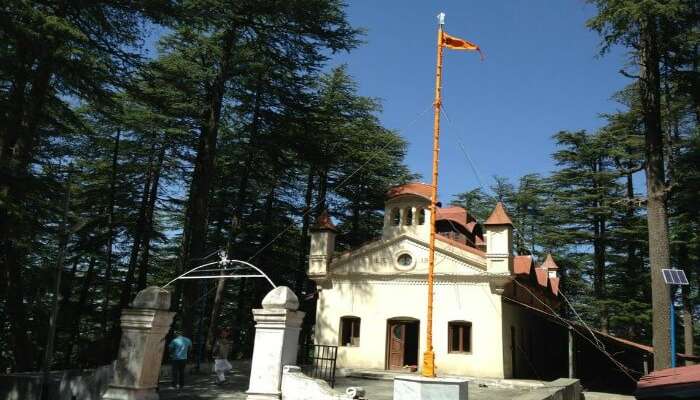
left=386, top=318, right=420, bottom=370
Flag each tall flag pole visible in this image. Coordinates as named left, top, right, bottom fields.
left=422, top=12, right=483, bottom=379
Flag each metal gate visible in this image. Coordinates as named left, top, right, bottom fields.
left=298, top=344, right=338, bottom=388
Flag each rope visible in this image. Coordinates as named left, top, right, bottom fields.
left=439, top=105, right=538, bottom=259
left=437, top=103, right=637, bottom=380
left=507, top=279, right=640, bottom=380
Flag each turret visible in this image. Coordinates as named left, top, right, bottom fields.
left=484, top=202, right=513, bottom=274
left=541, top=254, right=559, bottom=279
left=308, top=210, right=337, bottom=279
left=382, top=183, right=432, bottom=240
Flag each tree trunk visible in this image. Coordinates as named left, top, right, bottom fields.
left=679, top=243, right=694, bottom=360
left=118, top=149, right=154, bottom=310
left=640, top=15, right=672, bottom=370
left=181, top=47, right=232, bottom=338
left=137, top=144, right=166, bottom=291
left=0, top=46, right=55, bottom=373
left=295, top=167, right=315, bottom=295
left=41, top=177, right=72, bottom=396
left=182, top=74, right=231, bottom=335
left=592, top=158, right=607, bottom=332
left=317, top=168, right=328, bottom=213
left=101, top=130, right=121, bottom=335
left=64, top=258, right=96, bottom=366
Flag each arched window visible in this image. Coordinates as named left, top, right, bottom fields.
left=448, top=321, right=472, bottom=353
left=340, top=316, right=361, bottom=347
left=391, top=208, right=400, bottom=226
left=417, top=208, right=426, bottom=225
left=404, top=207, right=413, bottom=225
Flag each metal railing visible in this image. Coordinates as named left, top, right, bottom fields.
left=298, top=344, right=338, bottom=388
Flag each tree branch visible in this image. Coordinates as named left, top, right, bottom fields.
left=619, top=69, right=642, bottom=80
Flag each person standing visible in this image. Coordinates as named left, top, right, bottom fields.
left=212, top=328, right=233, bottom=385
left=168, top=331, right=192, bottom=390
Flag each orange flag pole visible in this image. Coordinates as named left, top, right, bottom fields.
left=422, top=11, right=445, bottom=378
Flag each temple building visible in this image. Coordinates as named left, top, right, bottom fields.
left=307, top=182, right=566, bottom=379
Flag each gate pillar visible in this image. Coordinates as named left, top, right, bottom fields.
left=246, top=286, right=305, bottom=399
left=102, top=287, right=175, bottom=400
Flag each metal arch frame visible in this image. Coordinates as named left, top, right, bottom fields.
left=161, top=259, right=276, bottom=289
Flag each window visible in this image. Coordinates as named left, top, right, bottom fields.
left=448, top=321, right=472, bottom=353
left=404, top=207, right=413, bottom=225
left=340, top=317, right=361, bottom=347
left=397, top=253, right=413, bottom=267
left=417, top=208, right=425, bottom=225
left=391, top=208, right=400, bottom=226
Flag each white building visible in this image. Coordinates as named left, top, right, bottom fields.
left=307, top=182, right=564, bottom=379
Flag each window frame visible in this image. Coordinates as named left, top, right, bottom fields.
left=404, top=207, right=413, bottom=225
left=391, top=208, right=401, bottom=226
left=417, top=208, right=426, bottom=225
left=340, top=316, right=361, bottom=347
left=448, top=321, right=472, bottom=354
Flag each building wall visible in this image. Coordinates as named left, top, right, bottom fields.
left=501, top=301, right=568, bottom=380
left=314, top=278, right=507, bottom=378
left=382, top=197, right=431, bottom=240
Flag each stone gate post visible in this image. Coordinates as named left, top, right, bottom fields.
left=246, top=286, right=305, bottom=399
left=103, top=286, right=175, bottom=400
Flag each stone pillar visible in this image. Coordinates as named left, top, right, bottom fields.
left=102, top=287, right=175, bottom=400
left=246, top=286, right=305, bottom=399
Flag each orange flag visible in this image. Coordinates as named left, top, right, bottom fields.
left=442, top=32, right=484, bottom=60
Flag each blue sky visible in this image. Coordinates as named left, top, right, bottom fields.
left=329, top=1, right=631, bottom=203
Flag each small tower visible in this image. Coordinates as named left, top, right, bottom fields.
left=484, top=202, right=513, bottom=274
left=308, top=210, right=337, bottom=279
left=541, top=254, right=559, bottom=279
left=382, top=183, right=432, bottom=240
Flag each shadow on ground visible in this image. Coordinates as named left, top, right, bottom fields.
left=159, top=365, right=250, bottom=399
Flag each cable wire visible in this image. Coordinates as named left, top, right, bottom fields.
left=246, top=102, right=434, bottom=262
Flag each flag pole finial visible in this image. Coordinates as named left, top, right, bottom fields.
left=437, top=12, right=445, bottom=27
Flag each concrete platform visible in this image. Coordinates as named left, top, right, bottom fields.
left=393, top=375, right=468, bottom=400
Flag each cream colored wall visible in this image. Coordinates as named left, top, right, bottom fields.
left=314, top=279, right=507, bottom=378
left=331, top=237, right=485, bottom=277
left=382, top=198, right=431, bottom=240
left=501, top=301, right=540, bottom=378
left=309, top=231, right=334, bottom=277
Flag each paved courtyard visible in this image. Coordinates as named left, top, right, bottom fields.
left=157, top=363, right=633, bottom=400
left=158, top=362, right=537, bottom=400
left=158, top=373, right=531, bottom=400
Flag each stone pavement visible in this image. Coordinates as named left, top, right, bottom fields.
left=157, top=364, right=534, bottom=400
left=333, top=376, right=532, bottom=400
left=158, top=364, right=250, bottom=400
left=157, top=363, right=633, bottom=400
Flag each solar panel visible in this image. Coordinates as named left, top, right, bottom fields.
left=662, top=269, right=689, bottom=285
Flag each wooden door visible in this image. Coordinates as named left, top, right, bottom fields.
left=388, top=322, right=405, bottom=370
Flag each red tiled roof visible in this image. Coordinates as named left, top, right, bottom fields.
left=513, top=255, right=533, bottom=275
left=465, top=221, right=477, bottom=233
left=534, top=266, right=549, bottom=287
left=549, top=276, right=560, bottom=296
left=637, top=364, right=700, bottom=393
left=475, top=235, right=485, bottom=246
left=386, top=182, right=433, bottom=201
left=541, top=254, right=559, bottom=270
left=484, top=202, right=513, bottom=226
left=436, top=206, right=469, bottom=231
left=311, top=210, right=337, bottom=232
left=436, top=206, right=467, bottom=219
left=436, top=234, right=486, bottom=257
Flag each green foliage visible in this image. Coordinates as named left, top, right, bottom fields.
left=0, top=0, right=411, bottom=371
